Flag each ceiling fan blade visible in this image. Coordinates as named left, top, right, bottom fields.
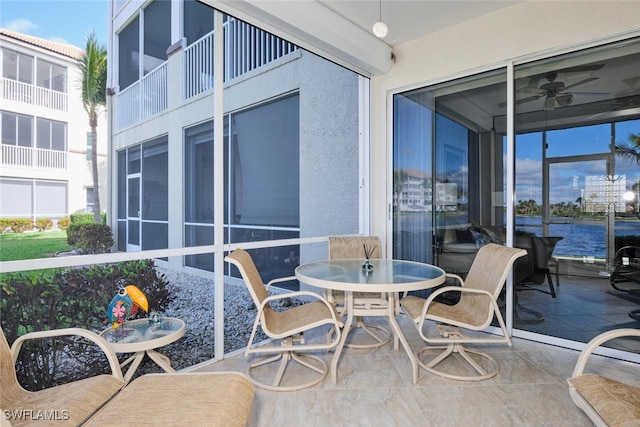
left=568, top=91, right=609, bottom=96
left=497, top=94, right=543, bottom=108
left=564, top=76, right=599, bottom=91
left=517, top=77, right=544, bottom=94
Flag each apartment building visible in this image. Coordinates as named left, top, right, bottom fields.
left=109, top=1, right=364, bottom=280
left=0, top=29, right=108, bottom=223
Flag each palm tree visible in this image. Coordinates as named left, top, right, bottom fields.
left=615, top=132, right=640, bottom=164
left=78, top=31, right=107, bottom=223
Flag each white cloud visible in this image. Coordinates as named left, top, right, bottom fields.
left=4, top=18, right=39, bottom=34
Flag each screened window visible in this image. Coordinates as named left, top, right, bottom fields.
left=141, top=137, right=168, bottom=221
left=184, top=0, right=214, bottom=45
left=86, top=187, right=94, bottom=211
left=2, top=49, right=33, bottom=83
left=118, top=16, right=139, bottom=89
left=1, top=111, right=33, bottom=147
left=185, top=121, right=214, bottom=224
left=36, top=59, right=66, bottom=92
left=116, top=138, right=168, bottom=252
left=36, top=118, right=66, bottom=151
left=143, top=0, right=170, bottom=75
left=227, top=94, right=300, bottom=228
left=86, top=132, right=92, bottom=160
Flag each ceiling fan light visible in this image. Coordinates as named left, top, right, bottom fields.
left=544, top=96, right=556, bottom=110
left=372, top=21, right=388, bottom=38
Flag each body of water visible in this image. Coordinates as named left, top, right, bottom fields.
left=395, top=213, right=639, bottom=259
left=516, top=216, right=639, bottom=258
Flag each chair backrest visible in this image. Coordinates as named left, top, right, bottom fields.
left=225, top=249, right=270, bottom=313
left=460, top=244, right=527, bottom=326
left=532, top=236, right=563, bottom=269
left=1, top=326, right=25, bottom=408
left=465, top=243, right=527, bottom=297
left=328, top=236, right=381, bottom=260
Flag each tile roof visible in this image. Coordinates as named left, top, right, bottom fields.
left=0, top=28, right=84, bottom=60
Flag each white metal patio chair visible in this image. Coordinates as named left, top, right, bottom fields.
left=225, top=248, right=343, bottom=391
left=401, top=243, right=527, bottom=381
left=1, top=326, right=125, bottom=426
left=567, top=328, right=640, bottom=427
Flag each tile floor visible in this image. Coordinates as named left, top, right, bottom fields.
left=193, top=274, right=639, bottom=426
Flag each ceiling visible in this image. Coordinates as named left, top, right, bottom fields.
left=318, top=0, right=523, bottom=46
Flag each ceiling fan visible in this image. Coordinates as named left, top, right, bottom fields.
left=500, top=64, right=607, bottom=110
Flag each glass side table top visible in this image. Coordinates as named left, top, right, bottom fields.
left=100, top=317, right=185, bottom=353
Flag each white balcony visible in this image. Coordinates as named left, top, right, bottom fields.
left=1, top=144, right=67, bottom=169
left=116, top=62, right=168, bottom=130
left=1, top=77, right=68, bottom=111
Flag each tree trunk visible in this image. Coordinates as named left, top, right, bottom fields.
left=91, top=127, right=101, bottom=223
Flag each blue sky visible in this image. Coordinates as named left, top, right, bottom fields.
left=0, top=0, right=108, bottom=49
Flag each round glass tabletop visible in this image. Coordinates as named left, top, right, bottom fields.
left=100, top=317, right=185, bottom=353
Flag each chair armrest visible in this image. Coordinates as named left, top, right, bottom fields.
left=261, top=290, right=343, bottom=327
left=10, top=327, right=124, bottom=382
left=419, top=286, right=493, bottom=320
left=571, top=328, right=640, bottom=378
left=265, top=275, right=297, bottom=290
left=445, top=273, right=464, bottom=286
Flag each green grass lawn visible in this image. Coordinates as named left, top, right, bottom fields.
left=0, top=231, right=72, bottom=261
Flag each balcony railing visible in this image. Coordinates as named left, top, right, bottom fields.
left=116, top=62, right=168, bottom=130
left=184, top=31, right=215, bottom=99
left=117, top=18, right=297, bottom=128
left=183, top=18, right=298, bottom=100
left=1, top=77, right=68, bottom=111
left=224, top=17, right=297, bottom=82
left=1, top=144, right=67, bottom=169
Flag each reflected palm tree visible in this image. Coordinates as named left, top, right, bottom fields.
left=615, top=132, right=640, bottom=164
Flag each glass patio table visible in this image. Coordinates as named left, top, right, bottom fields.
left=296, top=259, right=446, bottom=384
left=100, top=317, right=185, bottom=382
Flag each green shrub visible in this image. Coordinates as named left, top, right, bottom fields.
left=0, top=218, right=34, bottom=233
left=34, top=218, right=53, bottom=232
left=70, top=212, right=106, bottom=224
left=56, top=217, right=71, bottom=230
left=67, top=223, right=114, bottom=254
left=0, top=260, right=171, bottom=390
left=69, top=213, right=95, bottom=224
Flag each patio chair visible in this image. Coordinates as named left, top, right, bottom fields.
left=225, top=248, right=343, bottom=391
left=327, top=236, right=391, bottom=348
left=609, top=245, right=640, bottom=321
left=514, top=236, right=563, bottom=322
left=567, top=328, right=640, bottom=427
left=1, top=326, right=125, bottom=426
left=3, top=325, right=256, bottom=426
left=400, top=243, right=527, bottom=381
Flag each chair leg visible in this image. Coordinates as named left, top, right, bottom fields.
left=417, top=343, right=500, bottom=381
left=246, top=336, right=330, bottom=391
left=247, top=351, right=329, bottom=392
left=545, top=269, right=557, bottom=298
left=345, top=316, right=391, bottom=349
